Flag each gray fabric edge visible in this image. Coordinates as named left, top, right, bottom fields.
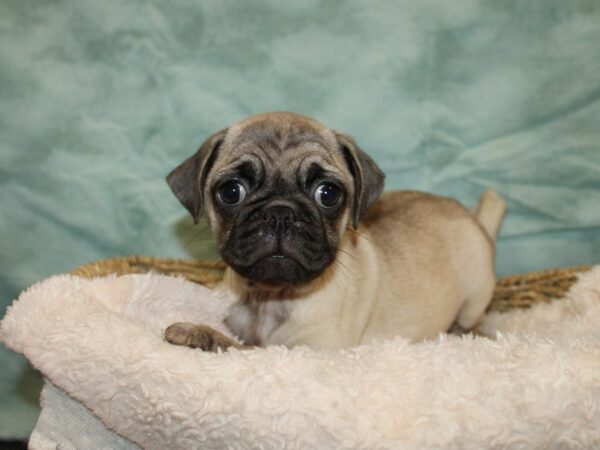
left=28, top=380, right=140, bottom=450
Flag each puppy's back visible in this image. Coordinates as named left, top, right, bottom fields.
left=358, top=190, right=499, bottom=341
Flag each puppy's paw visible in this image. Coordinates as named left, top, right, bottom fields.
left=164, top=322, right=198, bottom=346
left=448, top=321, right=488, bottom=338
left=164, top=322, right=244, bottom=352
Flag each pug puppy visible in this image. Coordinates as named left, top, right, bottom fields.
left=164, top=112, right=506, bottom=351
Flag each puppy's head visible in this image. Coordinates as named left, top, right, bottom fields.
left=167, top=112, right=384, bottom=286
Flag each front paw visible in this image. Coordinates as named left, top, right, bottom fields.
left=164, top=322, right=244, bottom=352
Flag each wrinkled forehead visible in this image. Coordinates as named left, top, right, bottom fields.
left=213, top=119, right=349, bottom=182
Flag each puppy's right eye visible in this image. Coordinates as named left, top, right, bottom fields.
left=217, top=180, right=246, bottom=206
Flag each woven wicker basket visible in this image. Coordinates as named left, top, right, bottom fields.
left=71, top=256, right=593, bottom=313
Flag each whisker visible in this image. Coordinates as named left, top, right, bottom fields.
left=347, top=228, right=376, bottom=245
left=336, top=248, right=356, bottom=261
left=332, top=259, right=356, bottom=281
left=184, top=224, right=213, bottom=248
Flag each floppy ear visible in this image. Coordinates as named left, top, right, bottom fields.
left=335, top=132, right=385, bottom=229
left=166, top=129, right=226, bottom=223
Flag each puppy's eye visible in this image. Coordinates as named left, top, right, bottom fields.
left=217, top=180, right=246, bottom=206
left=314, top=182, right=343, bottom=208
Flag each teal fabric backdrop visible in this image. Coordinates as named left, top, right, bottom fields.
left=1, top=0, right=599, bottom=439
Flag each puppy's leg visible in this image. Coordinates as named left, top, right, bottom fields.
left=454, top=271, right=496, bottom=336
left=164, top=322, right=251, bottom=352
left=448, top=320, right=486, bottom=337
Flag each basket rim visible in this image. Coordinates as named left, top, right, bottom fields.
left=495, top=263, right=593, bottom=284
left=71, top=255, right=593, bottom=279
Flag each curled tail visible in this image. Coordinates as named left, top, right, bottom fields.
left=473, top=190, right=507, bottom=241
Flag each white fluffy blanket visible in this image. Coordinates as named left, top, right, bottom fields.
left=2, top=267, right=600, bottom=449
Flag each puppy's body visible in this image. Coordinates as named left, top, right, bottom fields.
left=224, top=191, right=499, bottom=348
left=164, top=112, right=506, bottom=350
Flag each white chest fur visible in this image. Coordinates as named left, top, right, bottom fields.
left=225, top=295, right=291, bottom=346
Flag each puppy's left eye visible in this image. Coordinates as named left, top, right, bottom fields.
left=314, top=182, right=343, bottom=208
left=217, top=180, right=246, bottom=206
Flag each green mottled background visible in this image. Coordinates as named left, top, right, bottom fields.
left=1, top=0, right=599, bottom=439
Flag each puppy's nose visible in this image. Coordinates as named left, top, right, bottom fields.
left=264, top=206, right=296, bottom=235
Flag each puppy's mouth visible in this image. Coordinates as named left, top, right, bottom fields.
left=228, top=252, right=321, bottom=285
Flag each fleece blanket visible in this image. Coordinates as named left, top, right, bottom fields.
left=2, top=268, right=600, bottom=449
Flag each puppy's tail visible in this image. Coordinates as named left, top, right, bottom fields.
left=473, top=190, right=507, bottom=242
